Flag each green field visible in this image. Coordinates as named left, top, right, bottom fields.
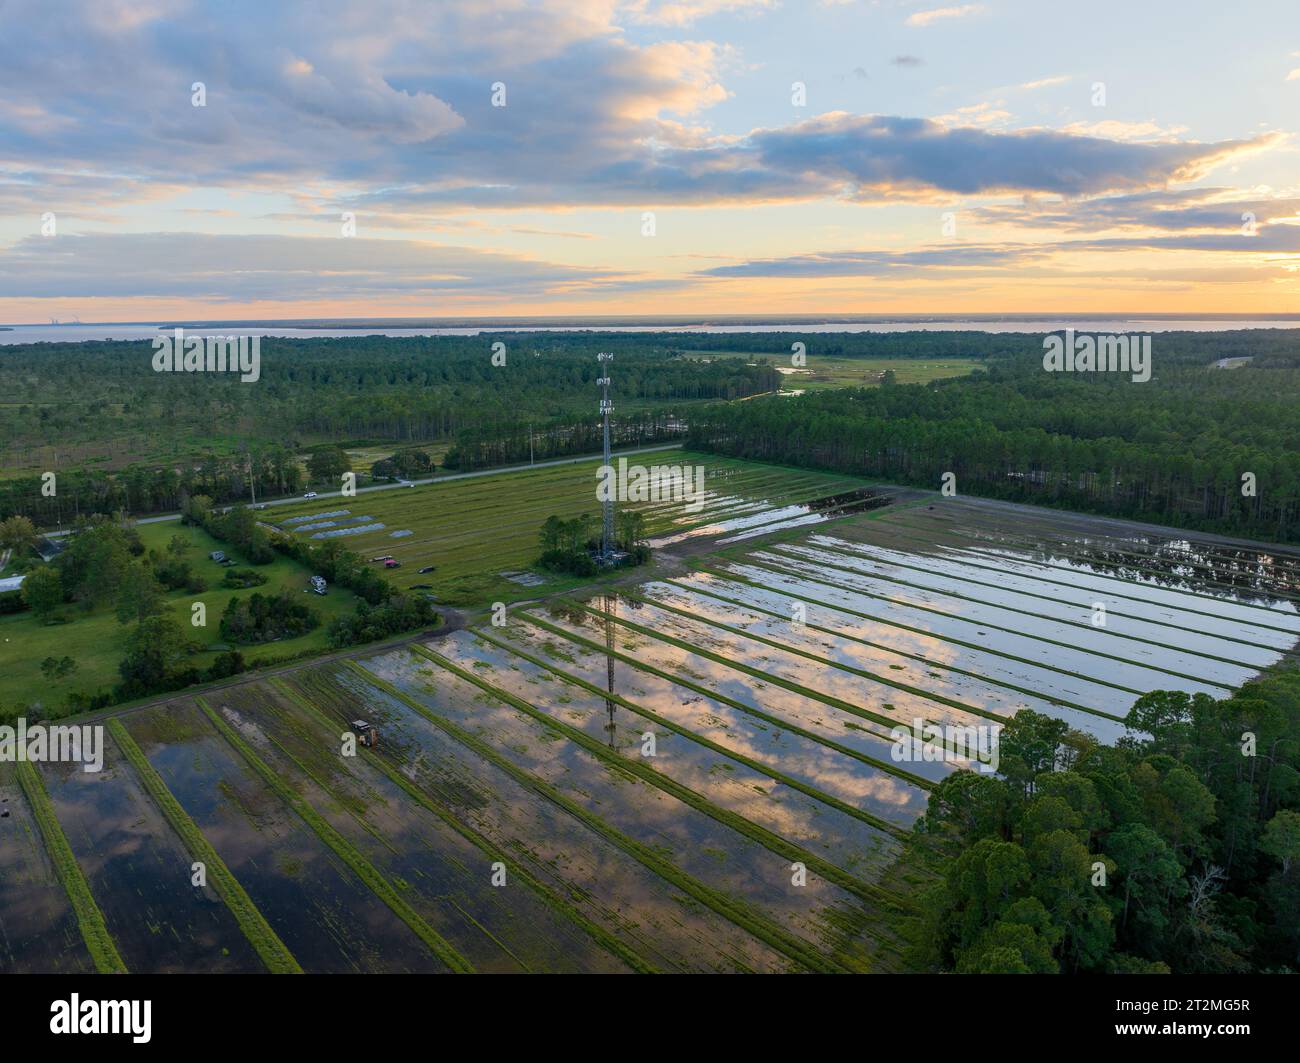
left=678, top=351, right=979, bottom=393
left=339, top=442, right=450, bottom=476
left=776, top=356, right=979, bottom=392
left=267, top=451, right=872, bottom=606
left=0, top=520, right=360, bottom=711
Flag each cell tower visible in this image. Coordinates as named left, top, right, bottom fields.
left=597, top=351, right=615, bottom=562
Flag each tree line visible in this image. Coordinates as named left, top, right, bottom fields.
left=912, top=670, right=1300, bottom=973
left=687, top=331, right=1300, bottom=542
left=0, top=333, right=779, bottom=524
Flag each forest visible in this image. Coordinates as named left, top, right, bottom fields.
left=6, top=329, right=1300, bottom=540
left=686, top=329, right=1300, bottom=542
left=911, top=671, right=1300, bottom=974
left=0, top=332, right=780, bottom=523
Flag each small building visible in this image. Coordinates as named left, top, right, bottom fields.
left=34, top=537, right=65, bottom=563
left=209, top=550, right=226, bottom=562
left=351, top=720, right=378, bottom=748
left=309, top=575, right=327, bottom=595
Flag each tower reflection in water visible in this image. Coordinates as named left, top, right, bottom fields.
left=603, top=593, right=616, bottom=748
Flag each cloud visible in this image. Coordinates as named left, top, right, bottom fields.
left=0, top=0, right=746, bottom=217
left=1061, top=119, right=1189, bottom=141
left=906, top=4, right=986, bottom=27
left=933, top=102, right=1013, bottom=128
left=700, top=243, right=1047, bottom=277
left=745, top=114, right=1278, bottom=200
left=972, top=187, right=1300, bottom=232
left=315, top=113, right=1272, bottom=214
left=0, top=0, right=1279, bottom=221
left=695, top=216, right=1300, bottom=283
left=1072, top=227, right=1300, bottom=254
left=0, top=0, right=1292, bottom=313
left=1019, top=75, right=1070, bottom=91
left=0, top=232, right=624, bottom=302
left=621, top=0, right=776, bottom=26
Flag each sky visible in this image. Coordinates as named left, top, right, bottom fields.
left=1, top=0, right=1298, bottom=322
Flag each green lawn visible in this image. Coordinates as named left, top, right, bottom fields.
left=0, top=520, right=359, bottom=712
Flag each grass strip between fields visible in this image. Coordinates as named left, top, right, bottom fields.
left=106, top=720, right=302, bottom=974
left=15, top=761, right=128, bottom=974
left=470, top=623, right=915, bottom=839
left=517, top=609, right=937, bottom=784
left=196, top=696, right=476, bottom=973
left=267, top=676, right=659, bottom=974
left=344, top=658, right=855, bottom=973
left=407, top=642, right=912, bottom=918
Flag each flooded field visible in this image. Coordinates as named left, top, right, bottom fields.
left=0, top=764, right=94, bottom=973
left=36, top=737, right=262, bottom=973
left=3, top=478, right=1295, bottom=972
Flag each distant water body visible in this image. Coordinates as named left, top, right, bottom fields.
left=2, top=318, right=1298, bottom=344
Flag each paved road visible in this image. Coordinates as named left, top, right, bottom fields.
left=47, top=442, right=685, bottom=535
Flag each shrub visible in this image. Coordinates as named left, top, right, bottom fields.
left=222, top=567, right=268, bottom=589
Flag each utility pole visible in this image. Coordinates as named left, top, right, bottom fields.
left=597, top=352, right=614, bottom=562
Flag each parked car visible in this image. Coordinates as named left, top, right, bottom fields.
left=400, top=480, right=415, bottom=487
left=383, top=558, right=401, bottom=569
left=303, top=491, right=318, bottom=499
left=417, top=565, right=436, bottom=574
